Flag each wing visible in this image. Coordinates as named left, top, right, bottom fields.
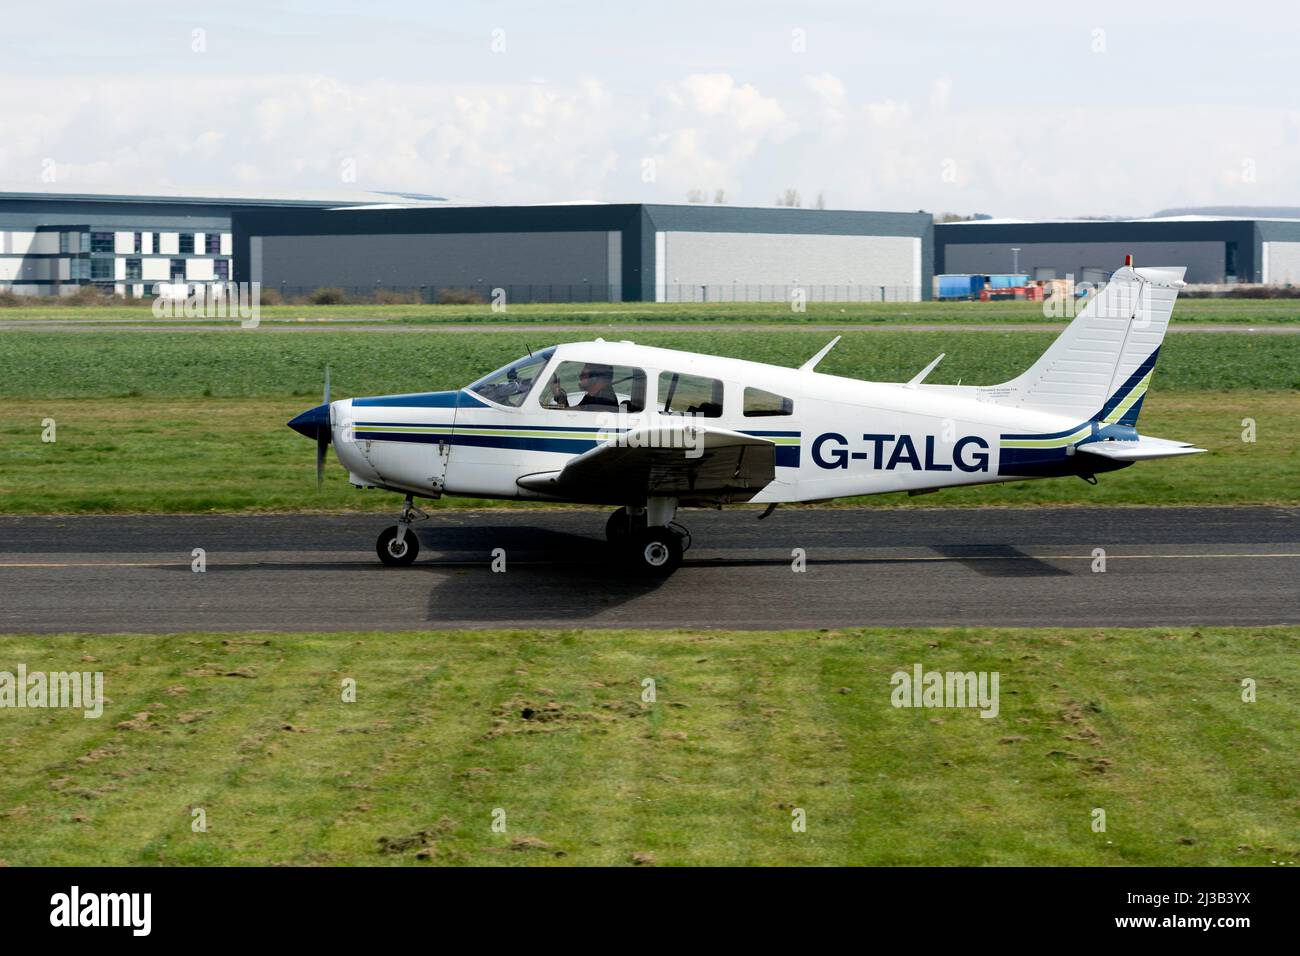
left=516, top=424, right=776, bottom=505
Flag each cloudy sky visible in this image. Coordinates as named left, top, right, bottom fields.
left=2, top=0, right=1297, bottom=217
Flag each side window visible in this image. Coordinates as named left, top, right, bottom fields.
left=743, top=387, right=794, bottom=417
left=659, top=371, right=723, bottom=417
left=541, top=361, right=646, bottom=412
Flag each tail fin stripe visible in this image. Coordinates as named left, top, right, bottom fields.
left=1097, top=348, right=1160, bottom=424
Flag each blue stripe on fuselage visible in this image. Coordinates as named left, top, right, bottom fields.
left=352, top=390, right=487, bottom=409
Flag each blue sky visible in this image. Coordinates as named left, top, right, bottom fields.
left=2, top=0, right=1297, bottom=216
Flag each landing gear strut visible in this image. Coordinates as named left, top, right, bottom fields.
left=605, top=506, right=647, bottom=546
left=612, top=498, right=689, bottom=576
left=377, top=495, right=427, bottom=567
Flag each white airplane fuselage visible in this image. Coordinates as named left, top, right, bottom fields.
left=323, top=339, right=1125, bottom=507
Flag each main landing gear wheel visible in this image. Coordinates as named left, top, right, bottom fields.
left=377, top=525, right=420, bottom=566
left=606, top=507, right=647, bottom=546
left=629, top=526, right=683, bottom=577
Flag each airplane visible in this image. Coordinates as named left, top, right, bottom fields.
left=288, top=262, right=1203, bottom=576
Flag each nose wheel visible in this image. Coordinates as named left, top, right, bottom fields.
left=376, top=494, right=427, bottom=567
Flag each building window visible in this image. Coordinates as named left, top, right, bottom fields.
left=59, top=232, right=72, bottom=254
left=90, top=232, right=115, bottom=253
left=133, top=232, right=143, bottom=254
left=125, top=258, right=142, bottom=281
left=152, top=233, right=161, bottom=253
left=214, top=259, right=230, bottom=280
left=90, top=258, right=114, bottom=280
left=1225, top=241, right=1239, bottom=281
left=80, top=233, right=92, bottom=253
left=206, top=234, right=221, bottom=254
left=179, top=233, right=195, bottom=254
left=170, top=258, right=187, bottom=280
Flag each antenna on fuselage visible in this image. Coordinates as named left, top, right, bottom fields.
left=799, top=335, right=841, bottom=372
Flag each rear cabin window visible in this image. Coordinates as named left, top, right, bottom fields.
left=658, top=371, right=723, bottom=417
left=540, top=361, right=646, bottom=412
left=743, top=387, right=794, bottom=417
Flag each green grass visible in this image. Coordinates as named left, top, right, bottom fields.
left=5, top=297, right=1300, bottom=325
left=1, top=328, right=1296, bottom=400
left=0, top=627, right=1294, bottom=866
left=1, top=392, right=1294, bottom=513
left=0, top=329, right=1293, bottom=512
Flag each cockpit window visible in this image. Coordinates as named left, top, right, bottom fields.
left=467, top=348, right=555, bottom=407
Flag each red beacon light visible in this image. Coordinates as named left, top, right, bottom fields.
left=1125, top=254, right=1133, bottom=267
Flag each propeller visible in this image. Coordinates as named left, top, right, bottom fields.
left=316, top=366, right=331, bottom=491
left=286, top=366, right=335, bottom=492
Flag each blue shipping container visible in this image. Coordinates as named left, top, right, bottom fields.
left=936, top=274, right=985, bottom=299
left=987, top=274, right=1029, bottom=289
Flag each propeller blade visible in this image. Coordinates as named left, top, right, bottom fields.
left=316, top=431, right=328, bottom=491
left=317, top=365, right=331, bottom=491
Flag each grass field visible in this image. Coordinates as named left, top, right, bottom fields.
left=4, top=297, right=1300, bottom=325
left=0, top=626, right=1294, bottom=866
left=1, top=391, right=1295, bottom=512
left=1, top=327, right=1297, bottom=399
left=1, top=327, right=1294, bottom=512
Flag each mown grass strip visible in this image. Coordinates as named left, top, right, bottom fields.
left=0, top=627, right=1293, bottom=866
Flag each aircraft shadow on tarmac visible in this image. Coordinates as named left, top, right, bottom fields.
left=928, top=544, right=1073, bottom=577
left=154, top=527, right=1077, bottom=623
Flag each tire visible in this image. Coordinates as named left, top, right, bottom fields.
left=606, top=507, right=646, bottom=545
left=376, top=525, right=420, bottom=566
left=629, top=526, right=683, bottom=576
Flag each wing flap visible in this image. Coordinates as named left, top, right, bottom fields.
left=517, top=424, right=776, bottom=503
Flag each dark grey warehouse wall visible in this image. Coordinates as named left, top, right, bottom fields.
left=0, top=198, right=232, bottom=232
left=234, top=203, right=933, bottom=302
left=936, top=220, right=1264, bottom=282
left=255, top=231, right=617, bottom=295
left=944, top=241, right=1229, bottom=283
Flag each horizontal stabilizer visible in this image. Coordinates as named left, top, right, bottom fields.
left=1077, top=435, right=1206, bottom=461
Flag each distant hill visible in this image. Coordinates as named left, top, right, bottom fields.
left=1152, top=205, right=1300, bottom=219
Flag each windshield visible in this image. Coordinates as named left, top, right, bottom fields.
left=467, top=348, right=555, bottom=407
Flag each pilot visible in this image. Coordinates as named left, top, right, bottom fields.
left=573, top=363, right=619, bottom=410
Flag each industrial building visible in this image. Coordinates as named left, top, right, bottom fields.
left=15, top=190, right=1300, bottom=305
left=0, top=188, right=447, bottom=297
left=935, top=216, right=1300, bottom=286
left=231, top=203, right=934, bottom=303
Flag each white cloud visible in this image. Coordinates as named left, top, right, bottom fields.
left=0, top=70, right=1295, bottom=217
